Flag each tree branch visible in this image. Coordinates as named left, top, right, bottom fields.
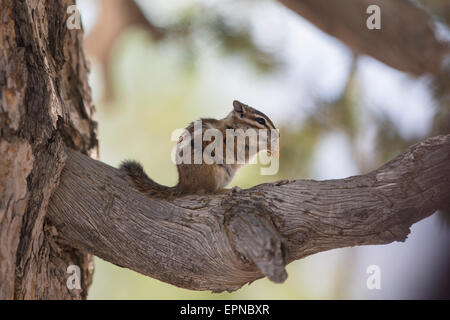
left=47, top=135, right=450, bottom=292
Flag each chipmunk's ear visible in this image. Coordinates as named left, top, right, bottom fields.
left=233, top=100, right=247, bottom=116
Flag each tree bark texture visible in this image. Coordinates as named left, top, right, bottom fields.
left=0, top=0, right=97, bottom=299
left=48, top=135, right=450, bottom=293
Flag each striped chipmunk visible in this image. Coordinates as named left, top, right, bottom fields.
left=120, top=100, right=279, bottom=197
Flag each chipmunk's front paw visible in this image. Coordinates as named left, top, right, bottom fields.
left=230, top=186, right=242, bottom=194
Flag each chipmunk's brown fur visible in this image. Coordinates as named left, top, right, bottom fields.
left=120, top=100, right=278, bottom=197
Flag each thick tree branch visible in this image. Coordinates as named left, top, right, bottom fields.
left=278, top=0, right=449, bottom=75
left=47, top=135, right=450, bottom=292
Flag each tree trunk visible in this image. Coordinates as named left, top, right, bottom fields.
left=0, top=0, right=97, bottom=299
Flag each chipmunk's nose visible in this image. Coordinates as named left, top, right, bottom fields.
left=270, top=129, right=280, bottom=158
left=270, top=143, right=280, bottom=158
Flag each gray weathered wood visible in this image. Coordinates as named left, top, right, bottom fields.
left=47, top=134, right=450, bottom=292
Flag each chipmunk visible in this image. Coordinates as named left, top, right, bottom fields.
left=120, top=100, right=279, bottom=197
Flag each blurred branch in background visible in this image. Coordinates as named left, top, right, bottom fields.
left=85, top=0, right=164, bottom=100
left=278, top=0, right=449, bottom=75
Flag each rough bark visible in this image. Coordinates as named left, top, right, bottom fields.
left=278, top=0, right=449, bottom=75
left=0, top=0, right=97, bottom=299
left=47, top=135, right=450, bottom=293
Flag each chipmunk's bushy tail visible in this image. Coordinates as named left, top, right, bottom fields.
left=120, top=160, right=176, bottom=198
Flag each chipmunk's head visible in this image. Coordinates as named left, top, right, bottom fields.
left=229, top=100, right=276, bottom=131
left=227, top=100, right=279, bottom=157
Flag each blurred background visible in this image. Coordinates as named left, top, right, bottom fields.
left=76, top=0, right=450, bottom=299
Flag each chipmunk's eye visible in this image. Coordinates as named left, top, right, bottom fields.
left=255, top=117, right=266, bottom=125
